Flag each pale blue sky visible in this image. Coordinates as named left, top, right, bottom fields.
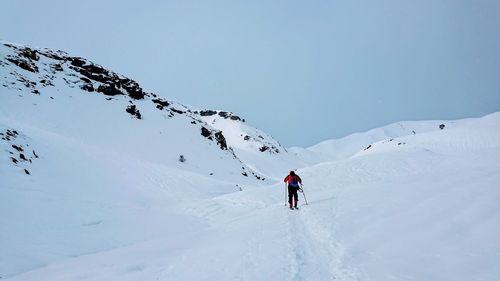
left=2, top=0, right=499, bottom=146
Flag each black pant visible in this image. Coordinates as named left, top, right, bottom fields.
left=288, top=185, right=299, bottom=205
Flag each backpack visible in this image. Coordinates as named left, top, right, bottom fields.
left=289, top=175, right=300, bottom=187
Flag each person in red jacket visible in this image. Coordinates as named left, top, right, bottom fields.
left=284, top=171, right=302, bottom=209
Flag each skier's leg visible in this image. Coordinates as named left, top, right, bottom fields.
left=293, top=189, right=299, bottom=207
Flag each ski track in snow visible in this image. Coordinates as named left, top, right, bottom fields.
left=284, top=200, right=362, bottom=281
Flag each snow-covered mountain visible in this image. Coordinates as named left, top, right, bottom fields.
left=0, top=41, right=282, bottom=277
left=0, top=42, right=289, bottom=183
left=290, top=117, right=472, bottom=163
left=1, top=42, right=499, bottom=281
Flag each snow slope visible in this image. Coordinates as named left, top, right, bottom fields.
left=291, top=118, right=463, bottom=163
left=2, top=42, right=499, bottom=281
left=200, top=111, right=307, bottom=180
left=0, top=42, right=275, bottom=277
left=0, top=42, right=273, bottom=183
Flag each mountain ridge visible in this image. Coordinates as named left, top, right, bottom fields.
left=1, top=41, right=294, bottom=182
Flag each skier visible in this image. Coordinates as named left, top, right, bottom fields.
left=284, top=171, right=302, bottom=209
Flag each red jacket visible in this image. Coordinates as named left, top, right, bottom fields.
left=284, top=174, right=302, bottom=186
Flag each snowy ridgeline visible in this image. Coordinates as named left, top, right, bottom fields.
left=1, top=42, right=499, bottom=281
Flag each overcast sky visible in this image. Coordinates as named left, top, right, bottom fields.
left=1, top=0, right=499, bottom=146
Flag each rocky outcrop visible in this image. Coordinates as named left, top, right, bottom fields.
left=3, top=43, right=148, bottom=101
left=214, top=132, right=228, bottom=150
left=197, top=110, right=243, bottom=122
left=200, top=127, right=228, bottom=150
left=1, top=128, right=38, bottom=175
left=126, top=105, right=142, bottom=119
left=1, top=42, right=270, bottom=182
left=152, top=98, right=170, bottom=110
left=199, top=110, right=217, bottom=116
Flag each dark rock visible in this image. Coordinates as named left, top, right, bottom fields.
left=126, top=88, right=145, bottom=100
left=80, top=83, right=94, bottom=92
left=81, top=63, right=107, bottom=75
left=121, top=79, right=145, bottom=100
left=218, top=111, right=229, bottom=118
left=171, top=108, right=185, bottom=114
left=80, top=77, right=92, bottom=83
left=191, top=121, right=197, bottom=124
left=19, top=153, right=27, bottom=161
left=6, top=57, right=39, bottom=72
left=126, top=105, right=142, bottom=119
left=179, top=155, right=186, bottom=163
left=201, top=127, right=212, bottom=139
left=32, top=90, right=40, bottom=95
left=364, top=144, right=372, bottom=150
left=39, top=79, right=54, bottom=87
left=33, top=150, right=38, bottom=158
left=73, top=67, right=111, bottom=84
left=42, top=51, right=65, bottom=61
left=259, top=146, right=269, bottom=152
left=51, top=63, right=64, bottom=71
left=70, top=57, right=86, bottom=67
left=6, top=130, right=18, bottom=139
left=199, top=110, right=217, bottom=116
left=20, top=48, right=39, bottom=61
left=152, top=98, right=170, bottom=110
left=12, top=144, right=23, bottom=152
left=15, top=75, right=37, bottom=89
left=230, top=115, right=241, bottom=121
left=241, top=172, right=248, bottom=177
left=10, top=157, right=18, bottom=164
left=97, top=84, right=123, bottom=96
left=243, top=135, right=250, bottom=141
left=214, top=131, right=228, bottom=150
left=24, top=169, right=30, bottom=175
left=439, top=124, right=445, bottom=130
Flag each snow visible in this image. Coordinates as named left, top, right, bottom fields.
left=1, top=42, right=499, bottom=281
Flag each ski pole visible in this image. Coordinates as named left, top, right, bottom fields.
left=284, top=183, right=288, bottom=206
left=300, top=185, right=308, bottom=205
